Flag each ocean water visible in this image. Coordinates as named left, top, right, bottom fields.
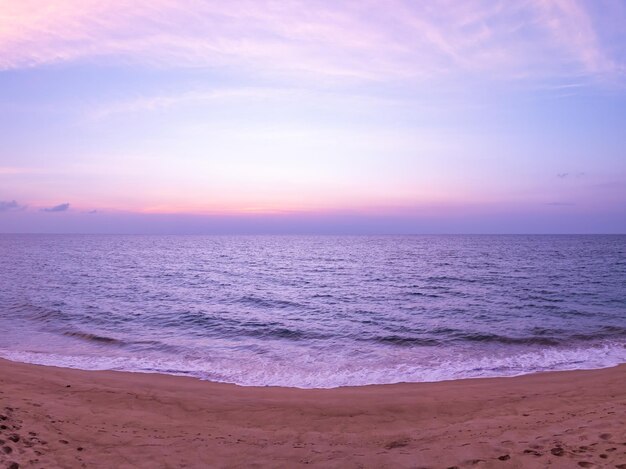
left=0, top=234, right=624, bottom=388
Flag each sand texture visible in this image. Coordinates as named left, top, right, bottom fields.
left=0, top=359, right=624, bottom=468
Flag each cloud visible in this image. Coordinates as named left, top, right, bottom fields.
left=557, top=172, right=586, bottom=179
left=92, top=87, right=288, bottom=119
left=90, top=86, right=402, bottom=119
left=0, top=200, right=24, bottom=212
left=0, top=0, right=623, bottom=85
left=41, top=203, right=70, bottom=212
left=530, top=0, right=616, bottom=76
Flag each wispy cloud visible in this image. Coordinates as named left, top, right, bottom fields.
left=90, top=86, right=404, bottom=119
left=41, top=203, right=70, bottom=212
left=0, top=1, right=623, bottom=85
left=530, top=0, right=616, bottom=76
left=91, top=87, right=292, bottom=119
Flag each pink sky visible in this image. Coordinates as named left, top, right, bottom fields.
left=1, top=0, right=625, bottom=232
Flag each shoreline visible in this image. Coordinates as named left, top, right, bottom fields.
left=1, top=359, right=625, bottom=468
left=2, top=348, right=625, bottom=389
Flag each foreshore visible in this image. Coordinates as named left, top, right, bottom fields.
left=0, top=359, right=624, bottom=468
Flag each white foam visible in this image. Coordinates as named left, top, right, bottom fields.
left=1, top=341, right=625, bottom=388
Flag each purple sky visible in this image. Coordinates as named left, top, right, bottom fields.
left=1, top=0, right=625, bottom=233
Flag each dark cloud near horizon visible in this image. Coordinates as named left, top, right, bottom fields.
left=0, top=200, right=25, bottom=212
left=41, top=202, right=70, bottom=212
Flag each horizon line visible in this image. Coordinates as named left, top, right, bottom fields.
left=1, top=232, right=625, bottom=236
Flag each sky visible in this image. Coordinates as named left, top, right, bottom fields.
left=1, top=0, right=625, bottom=234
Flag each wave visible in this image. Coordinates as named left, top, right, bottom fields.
left=63, top=331, right=124, bottom=345
left=366, top=335, right=441, bottom=347
left=7, top=301, right=626, bottom=352
left=2, top=340, right=624, bottom=388
left=455, top=333, right=562, bottom=346
left=448, top=326, right=626, bottom=346
left=427, top=275, right=478, bottom=284
left=571, top=325, right=626, bottom=341
left=3, top=302, right=71, bottom=323
left=159, top=310, right=331, bottom=342
left=243, top=325, right=313, bottom=340
left=236, top=295, right=303, bottom=310
left=404, top=292, right=441, bottom=298
left=359, top=327, right=626, bottom=348
left=3, top=301, right=122, bottom=329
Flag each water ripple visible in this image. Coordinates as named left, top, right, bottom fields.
left=0, top=234, right=625, bottom=387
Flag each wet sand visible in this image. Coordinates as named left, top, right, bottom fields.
left=0, top=359, right=624, bottom=468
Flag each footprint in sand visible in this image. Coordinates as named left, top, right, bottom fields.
left=550, top=447, right=564, bottom=456
left=384, top=438, right=410, bottom=450
left=523, top=449, right=542, bottom=456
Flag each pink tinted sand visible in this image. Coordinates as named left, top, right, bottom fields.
left=0, top=359, right=624, bottom=468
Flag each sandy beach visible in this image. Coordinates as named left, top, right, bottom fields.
left=0, top=359, right=623, bottom=468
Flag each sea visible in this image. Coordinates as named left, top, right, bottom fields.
left=0, top=234, right=624, bottom=388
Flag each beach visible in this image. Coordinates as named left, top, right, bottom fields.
left=3, top=0, right=626, bottom=467
left=0, top=359, right=624, bottom=468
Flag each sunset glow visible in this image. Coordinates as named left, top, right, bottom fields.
left=1, top=0, right=625, bottom=233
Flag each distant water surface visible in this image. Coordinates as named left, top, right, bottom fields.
left=0, top=234, right=624, bottom=388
